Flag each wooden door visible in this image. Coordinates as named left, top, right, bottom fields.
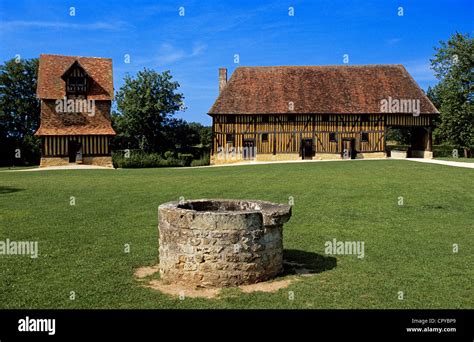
left=341, top=139, right=355, bottom=159
left=302, top=139, right=313, bottom=160
left=68, top=140, right=77, bottom=163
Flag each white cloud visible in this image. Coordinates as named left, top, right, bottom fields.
left=122, top=42, right=207, bottom=70
left=191, top=43, right=207, bottom=57
left=157, top=43, right=186, bottom=64
left=155, top=42, right=207, bottom=66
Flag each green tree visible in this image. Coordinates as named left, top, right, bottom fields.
left=114, top=69, right=184, bottom=153
left=187, top=122, right=212, bottom=148
left=0, top=58, right=40, bottom=165
left=430, top=32, right=474, bottom=157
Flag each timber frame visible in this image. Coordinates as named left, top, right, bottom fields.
left=211, top=114, right=434, bottom=161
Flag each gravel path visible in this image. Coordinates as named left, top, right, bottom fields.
left=2, top=158, right=473, bottom=171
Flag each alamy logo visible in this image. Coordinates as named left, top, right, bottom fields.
left=18, top=316, right=55, bottom=335
left=324, top=238, right=365, bottom=259
left=0, top=239, right=38, bottom=258
left=380, top=96, right=420, bottom=116
left=55, top=97, right=95, bottom=116
left=216, top=146, right=257, bottom=161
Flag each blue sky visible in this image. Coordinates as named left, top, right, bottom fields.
left=1, top=0, right=472, bottom=125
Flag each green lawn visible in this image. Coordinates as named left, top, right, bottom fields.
left=0, top=166, right=38, bottom=170
left=0, top=160, right=472, bottom=309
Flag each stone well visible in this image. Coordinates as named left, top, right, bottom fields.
left=158, top=199, right=292, bottom=288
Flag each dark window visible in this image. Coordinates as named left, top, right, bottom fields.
left=329, top=132, right=337, bottom=142
left=227, top=115, right=235, bottom=124
left=361, top=116, right=370, bottom=123
left=287, top=115, right=296, bottom=122
left=66, top=66, right=88, bottom=94
left=361, top=132, right=369, bottom=142
left=322, top=115, right=330, bottom=122
left=67, top=76, right=87, bottom=94
left=262, top=133, right=269, bottom=142
left=226, top=134, right=234, bottom=144
left=261, top=115, right=269, bottom=123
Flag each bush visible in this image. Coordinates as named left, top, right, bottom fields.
left=386, top=144, right=410, bottom=152
left=113, top=150, right=186, bottom=168
left=164, top=151, right=175, bottom=159
left=433, top=144, right=458, bottom=158
left=177, top=153, right=194, bottom=166
left=190, top=153, right=210, bottom=167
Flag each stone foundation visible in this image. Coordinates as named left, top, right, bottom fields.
left=82, top=156, right=113, bottom=167
left=356, top=152, right=387, bottom=159
left=410, top=150, right=433, bottom=159
left=314, top=153, right=342, bottom=160
left=391, top=150, right=408, bottom=159
left=40, top=156, right=113, bottom=168
left=158, top=199, right=292, bottom=288
left=210, top=152, right=388, bottom=164
left=256, top=153, right=300, bottom=162
left=39, top=157, right=70, bottom=167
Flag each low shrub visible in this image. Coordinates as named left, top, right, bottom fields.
left=177, top=153, right=194, bottom=166
left=190, top=153, right=210, bottom=167
left=112, top=150, right=186, bottom=168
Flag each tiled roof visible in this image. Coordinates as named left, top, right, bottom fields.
left=208, top=65, right=439, bottom=115
left=35, top=104, right=116, bottom=135
left=35, top=125, right=116, bottom=136
left=37, top=54, right=113, bottom=100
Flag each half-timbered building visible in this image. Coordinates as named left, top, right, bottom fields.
left=208, top=65, right=439, bottom=164
left=35, top=54, right=115, bottom=167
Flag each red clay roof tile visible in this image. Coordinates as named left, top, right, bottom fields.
left=37, top=54, right=113, bottom=100
left=208, top=65, right=439, bottom=115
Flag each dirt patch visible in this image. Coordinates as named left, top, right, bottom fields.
left=239, top=277, right=298, bottom=293
left=134, top=265, right=160, bottom=280
left=134, top=259, right=317, bottom=299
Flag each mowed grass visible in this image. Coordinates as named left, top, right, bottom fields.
left=0, top=160, right=472, bottom=309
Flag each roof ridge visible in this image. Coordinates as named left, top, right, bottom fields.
left=235, top=64, right=405, bottom=68
left=40, top=53, right=112, bottom=60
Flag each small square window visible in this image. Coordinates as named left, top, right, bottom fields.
left=262, top=133, right=269, bottom=142
left=329, top=132, right=337, bottom=142
left=322, top=116, right=330, bottom=122
left=287, top=115, right=296, bottom=122
left=361, top=132, right=369, bottom=142
left=261, top=116, right=269, bottom=123
left=227, top=115, right=235, bottom=124
left=361, top=116, right=370, bottom=123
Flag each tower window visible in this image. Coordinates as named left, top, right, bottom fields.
left=64, top=63, right=88, bottom=95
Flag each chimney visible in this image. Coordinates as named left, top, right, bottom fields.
left=219, top=68, right=227, bottom=93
